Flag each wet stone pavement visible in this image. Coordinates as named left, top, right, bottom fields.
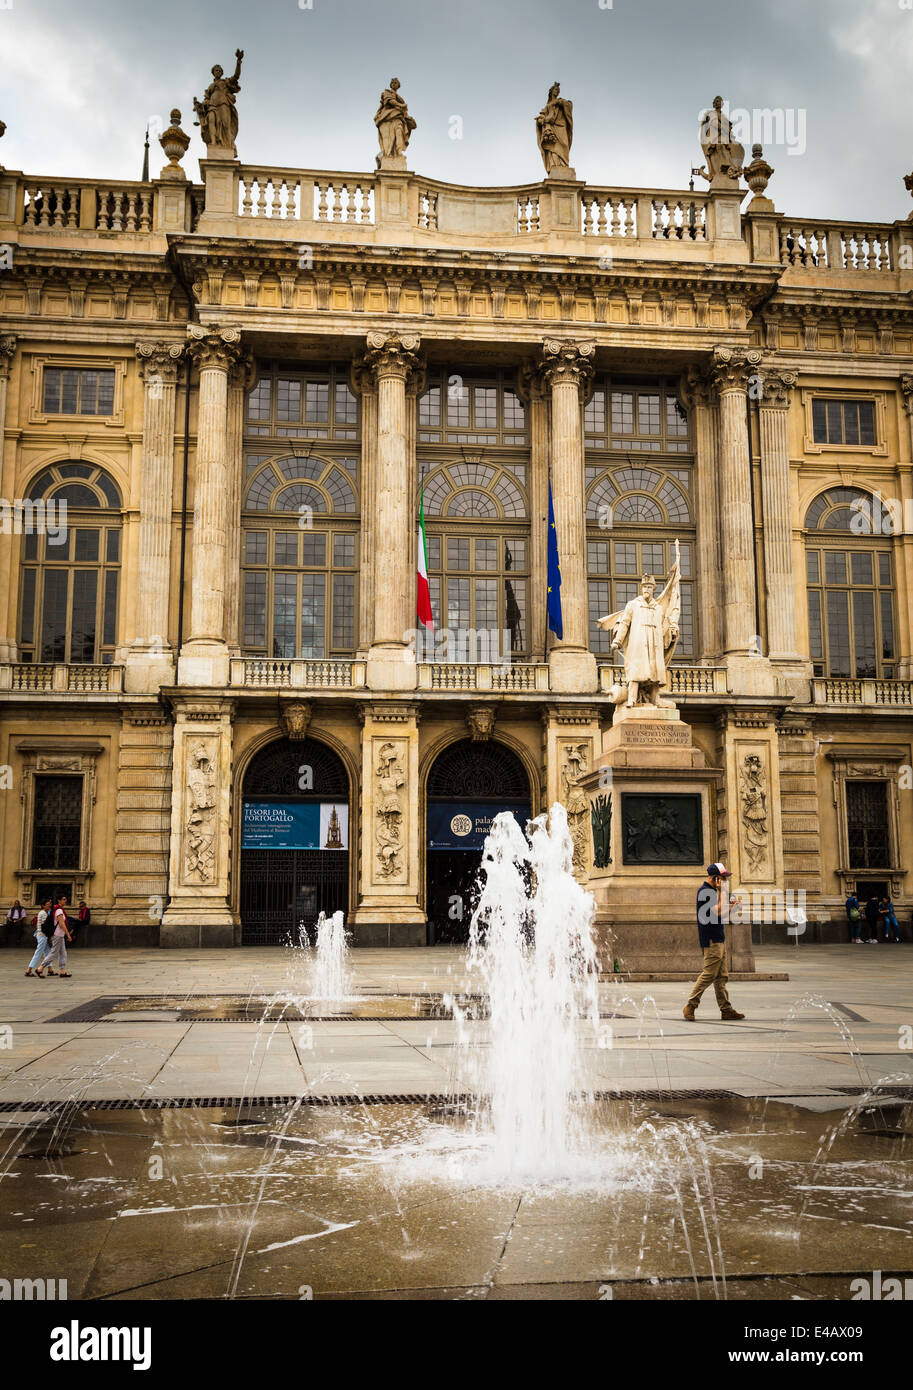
left=0, top=943, right=911, bottom=1299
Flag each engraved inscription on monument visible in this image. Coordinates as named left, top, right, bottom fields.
left=618, top=724, right=691, bottom=746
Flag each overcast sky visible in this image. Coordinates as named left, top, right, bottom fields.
left=2, top=0, right=911, bottom=222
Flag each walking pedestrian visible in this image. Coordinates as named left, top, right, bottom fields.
left=36, top=896, right=72, bottom=978
left=864, top=894, right=881, bottom=944
left=845, top=891, right=863, bottom=944
left=880, top=895, right=901, bottom=942
left=684, top=863, right=745, bottom=1022
left=4, top=900, right=27, bottom=948
left=25, top=898, right=53, bottom=977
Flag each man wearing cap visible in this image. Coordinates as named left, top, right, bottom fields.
left=683, top=863, right=745, bottom=1021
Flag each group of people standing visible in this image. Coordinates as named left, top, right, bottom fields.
left=844, top=892, right=903, bottom=944
left=4, top=896, right=90, bottom=977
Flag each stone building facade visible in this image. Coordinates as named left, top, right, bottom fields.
left=0, top=89, right=911, bottom=950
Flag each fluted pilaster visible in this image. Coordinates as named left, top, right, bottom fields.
left=710, top=346, right=762, bottom=659
left=132, top=341, right=184, bottom=652
left=0, top=336, right=17, bottom=661
left=540, top=338, right=594, bottom=661
left=757, top=368, right=799, bottom=661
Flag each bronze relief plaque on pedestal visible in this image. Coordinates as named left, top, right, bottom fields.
left=621, top=792, right=703, bottom=866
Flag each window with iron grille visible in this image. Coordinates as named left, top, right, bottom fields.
left=846, top=781, right=890, bottom=869
left=32, top=776, right=83, bottom=871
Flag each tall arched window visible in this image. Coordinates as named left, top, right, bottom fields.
left=19, top=463, right=122, bottom=664
left=418, top=370, right=529, bottom=660
left=805, top=487, right=896, bottom=678
left=243, top=366, right=360, bottom=659
left=584, top=378, right=696, bottom=659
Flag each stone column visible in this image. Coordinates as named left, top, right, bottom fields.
left=160, top=696, right=237, bottom=946
left=350, top=359, right=378, bottom=654
left=709, top=346, right=775, bottom=694
left=896, top=376, right=913, bottom=680
left=0, top=336, right=17, bottom=662
left=518, top=362, right=550, bottom=661
left=224, top=349, right=255, bottom=654
left=757, top=368, right=801, bottom=663
left=683, top=366, right=722, bottom=662
left=364, top=331, right=422, bottom=690
left=352, top=701, right=425, bottom=944
left=540, top=338, right=597, bottom=692
left=179, top=324, right=243, bottom=687
left=124, top=341, right=184, bottom=693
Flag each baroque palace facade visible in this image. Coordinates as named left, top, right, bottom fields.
left=0, top=79, right=911, bottom=950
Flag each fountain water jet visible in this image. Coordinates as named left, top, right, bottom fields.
left=457, top=803, right=601, bottom=1180
left=309, top=910, right=352, bottom=1001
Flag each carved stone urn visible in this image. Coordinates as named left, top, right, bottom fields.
left=159, top=110, right=190, bottom=180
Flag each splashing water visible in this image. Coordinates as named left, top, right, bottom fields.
left=457, top=803, right=601, bottom=1180
left=309, top=911, right=352, bottom=1001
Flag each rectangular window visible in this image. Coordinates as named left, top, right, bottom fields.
left=334, top=383, right=357, bottom=426
left=448, top=537, right=470, bottom=572
left=447, top=384, right=470, bottom=428
left=587, top=541, right=609, bottom=574
left=70, top=571, right=98, bottom=664
left=32, top=776, right=82, bottom=871
left=102, top=571, right=118, bottom=648
left=846, top=781, right=889, bottom=869
left=272, top=573, right=298, bottom=657
left=589, top=580, right=611, bottom=654
left=275, top=379, right=301, bottom=422
left=300, top=533, right=326, bottom=567
left=503, top=391, right=525, bottom=430
left=808, top=589, right=823, bottom=662
left=20, top=569, right=36, bottom=648
left=825, top=590, right=851, bottom=676
left=333, top=533, right=355, bottom=568
left=419, top=386, right=441, bottom=428
left=40, top=570, right=69, bottom=663
left=245, top=531, right=268, bottom=564
left=475, top=538, right=497, bottom=571
left=274, top=533, right=298, bottom=566
left=812, top=398, right=877, bottom=446
left=305, top=381, right=329, bottom=423
left=247, top=379, right=271, bottom=420
left=43, top=367, right=115, bottom=416
left=852, top=591, right=876, bottom=677
left=473, top=387, right=498, bottom=428
left=584, top=389, right=606, bottom=435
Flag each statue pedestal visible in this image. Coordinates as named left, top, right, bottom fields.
left=581, top=705, right=753, bottom=975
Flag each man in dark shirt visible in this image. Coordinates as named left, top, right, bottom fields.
left=683, top=862, right=745, bottom=1021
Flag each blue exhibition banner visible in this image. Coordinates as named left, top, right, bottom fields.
left=428, top=801, right=531, bottom=851
left=242, top=802, right=320, bottom=850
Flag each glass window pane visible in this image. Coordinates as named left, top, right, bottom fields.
left=419, top=386, right=441, bottom=428
left=333, top=533, right=355, bottom=568
left=638, top=393, right=661, bottom=435
left=334, top=382, right=357, bottom=426
left=274, top=532, right=298, bottom=566
left=826, top=400, right=842, bottom=444
left=447, top=380, right=470, bottom=426
left=678, top=582, right=694, bottom=657
left=243, top=571, right=267, bottom=648
left=272, top=573, right=298, bottom=657
left=446, top=577, right=470, bottom=631
left=610, top=391, right=634, bottom=434
left=300, top=573, right=325, bottom=657
left=589, top=580, right=611, bottom=653
left=95, top=372, right=115, bottom=415
left=32, top=776, right=82, bottom=870
left=806, top=549, right=819, bottom=583
left=40, top=570, right=68, bottom=663
left=878, top=553, right=891, bottom=585
left=106, top=529, right=120, bottom=562
left=584, top=389, right=605, bottom=434
left=642, top=543, right=664, bottom=574
left=24, top=532, right=38, bottom=561
left=245, top=531, right=268, bottom=564
left=825, top=589, right=851, bottom=676
left=305, top=381, right=329, bottom=423
left=473, top=387, right=497, bottom=428
left=247, top=379, right=271, bottom=420
left=881, top=592, right=895, bottom=659
left=331, top=573, right=355, bottom=651
left=447, top=537, right=470, bottom=571
left=587, top=541, right=609, bottom=573
left=300, top=533, right=326, bottom=567
left=102, top=571, right=118, bottom=647
left=503, top=390, right=525, bottom=429
left=74, top=529, right=99, bottom=563
left=824, top=551, right=846, bottom=584
left=859, top=402, right=876, bottom=446
left=71, top=569, right=98, bottom=663
left=812, top=399, right=827, bottom=443
left=474, top=578, right=498, bottom=630
left=20, top=568, right=36, bottom=646
left=615, top=541, right=637, bottom=575
left=843, top=402, right=860, bottom=446
left=475, top=538, right=497, bottom=571
left=507, top=538, right=526, bottom=571
left=850, top=552, right=872, bottom=585
left=852, top=590, right=876, bottom=677
left=426, top=535, right=441, bottom=571
left=807, top=589, right=823, bottom=661
left=276, top=379, right=301, bottom=422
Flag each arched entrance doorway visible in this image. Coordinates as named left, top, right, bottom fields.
left=240, top=737, right=350, bottom=945
left=425, top=738, right=532, bottom=945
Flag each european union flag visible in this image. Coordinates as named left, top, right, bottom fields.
left=546, top=480, right=563, bottom=641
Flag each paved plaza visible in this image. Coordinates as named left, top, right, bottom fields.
left=1, top=943, right=909, bottom=1105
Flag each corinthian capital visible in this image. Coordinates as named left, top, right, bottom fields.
left=540, top=337, right=595, bottom=395
left=709, top=345, right=763, bottom=395
left=364, top=330, right=422, bottom=382
left=136, top=340, right=185, bottom=386
left=756, top=367, right=797, bottom=411
left=901, top=374, right=913, bottom=418
left=186, top=323, right=244, bottom=372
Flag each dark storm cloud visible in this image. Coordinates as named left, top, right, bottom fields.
left=1, top=0, right=909, bottom=220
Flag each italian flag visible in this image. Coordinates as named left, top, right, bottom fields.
left=416, top=490, right=434, bottom=631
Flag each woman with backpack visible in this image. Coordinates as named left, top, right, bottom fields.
left=35, top=896, right=72, bottom=978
